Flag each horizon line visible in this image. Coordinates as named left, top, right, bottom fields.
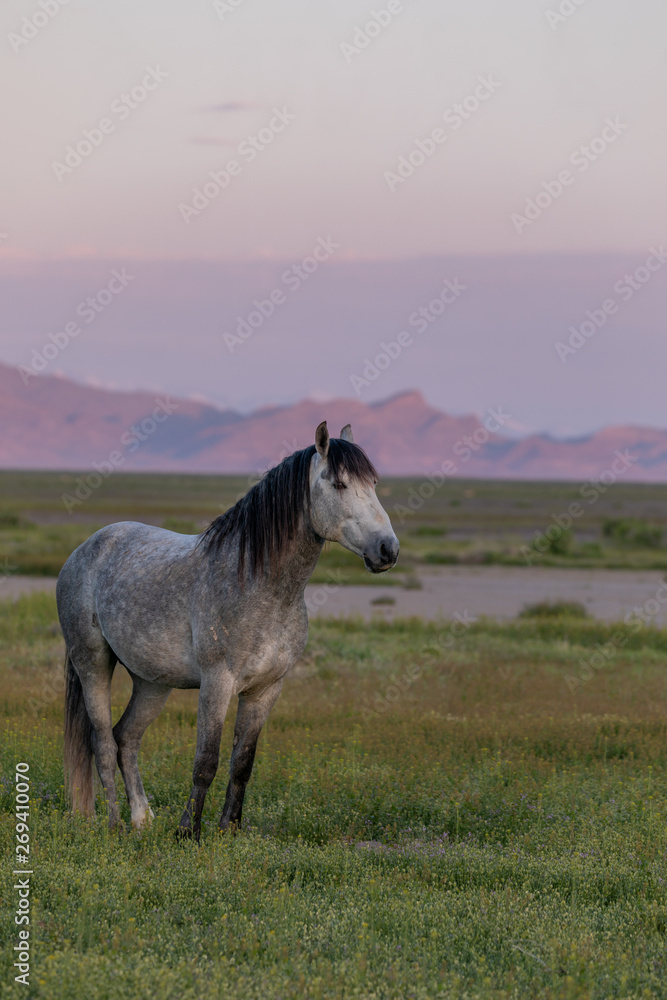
left=3, top=359, right=665, bottom=442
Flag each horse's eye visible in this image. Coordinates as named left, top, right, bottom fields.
left=333, top=481, right=347, bottom=491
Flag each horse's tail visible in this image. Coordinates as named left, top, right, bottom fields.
left=64, top=652, right=95, bottom=815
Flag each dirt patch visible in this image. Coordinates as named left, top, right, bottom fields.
left=0, top=576, right=59, bottom=600
left=304, top=566, right=667, bottom=623
left=3, top=567, right=666, bottom=624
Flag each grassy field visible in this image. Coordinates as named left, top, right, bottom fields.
left=1, top=591, right=666, bottom=999
left=3, top=471, right=667, bottom=581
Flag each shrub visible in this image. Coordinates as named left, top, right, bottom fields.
left=577, top=542, right=604, bottom=558
left=519, top=600, right=589, bottom=619
left=602, top=517, right=633, bottom=542
left=423, top=551, right=459, bottom=565
left=0, top=510, right=33, bottom=529
left=602, top=518, right=663, bottom=549
left=532, top=527, right=573, bottom=556
left=632, top=523, right=664, bottom=548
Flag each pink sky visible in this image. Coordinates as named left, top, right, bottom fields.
left=1, top=0, right=665, bottom=261
left=1, top=0, right=666, bottom=437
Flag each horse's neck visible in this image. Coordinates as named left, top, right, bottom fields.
left=204, top=519, right=324, bottom=602
left=268, top=521, right=324, bottom=600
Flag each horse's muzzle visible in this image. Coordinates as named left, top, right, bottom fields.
left=363, top=536, right=400, bottom=573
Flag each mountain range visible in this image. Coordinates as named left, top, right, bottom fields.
left=2, top=362, right=667, bottom=481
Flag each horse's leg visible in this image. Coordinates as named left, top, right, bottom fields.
left=219, top=678, right=284, bottom=833
left=177, top=670, right=234, bottom=841
left=113, top=675, right=171, bottom=829
left=76, top=650, right=121, bottom=829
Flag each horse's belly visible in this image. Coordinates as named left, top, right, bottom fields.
left=99, top=615, right=201, bottom=688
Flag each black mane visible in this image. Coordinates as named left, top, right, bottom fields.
left=198, top=439, right=378, bottom=579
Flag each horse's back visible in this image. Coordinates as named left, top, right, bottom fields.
left=58, top=521, right=197, bottom=599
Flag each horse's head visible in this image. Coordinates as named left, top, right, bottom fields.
left=309, top=421, right=399, bottom=573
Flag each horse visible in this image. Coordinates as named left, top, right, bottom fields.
left=57, top=421, right=399, bottom=839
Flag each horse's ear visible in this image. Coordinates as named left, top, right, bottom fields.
left=315, top=421, right=329, bottom=458
left=340, top=424, right=354, bottom=443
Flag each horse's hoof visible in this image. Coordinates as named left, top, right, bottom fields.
left=218, top=820, right=240, bottom=836
left=131, top=806, right=155, bottom=832
left=175, top=827, right=201, bottom=844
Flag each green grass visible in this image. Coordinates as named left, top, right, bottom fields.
left=1, top=592, right=666, bottom=998
left=4, top=472, right=667, bottom=579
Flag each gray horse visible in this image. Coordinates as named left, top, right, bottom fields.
left=57, top=422, right=399, bottom=839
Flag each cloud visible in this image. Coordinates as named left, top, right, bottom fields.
left=190, top=102, right=255, bottom=142
left=189, top=137, right=236, bottom=146
left=200, top=102, right=253, bottom=113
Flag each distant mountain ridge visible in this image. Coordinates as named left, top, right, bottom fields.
left=2, top=362, right=667, bottom=480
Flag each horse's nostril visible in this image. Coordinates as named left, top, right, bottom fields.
left=380, top=542, right=388, bottom=559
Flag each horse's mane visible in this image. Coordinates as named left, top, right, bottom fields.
left=198, top=439, right=378, bottom=580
